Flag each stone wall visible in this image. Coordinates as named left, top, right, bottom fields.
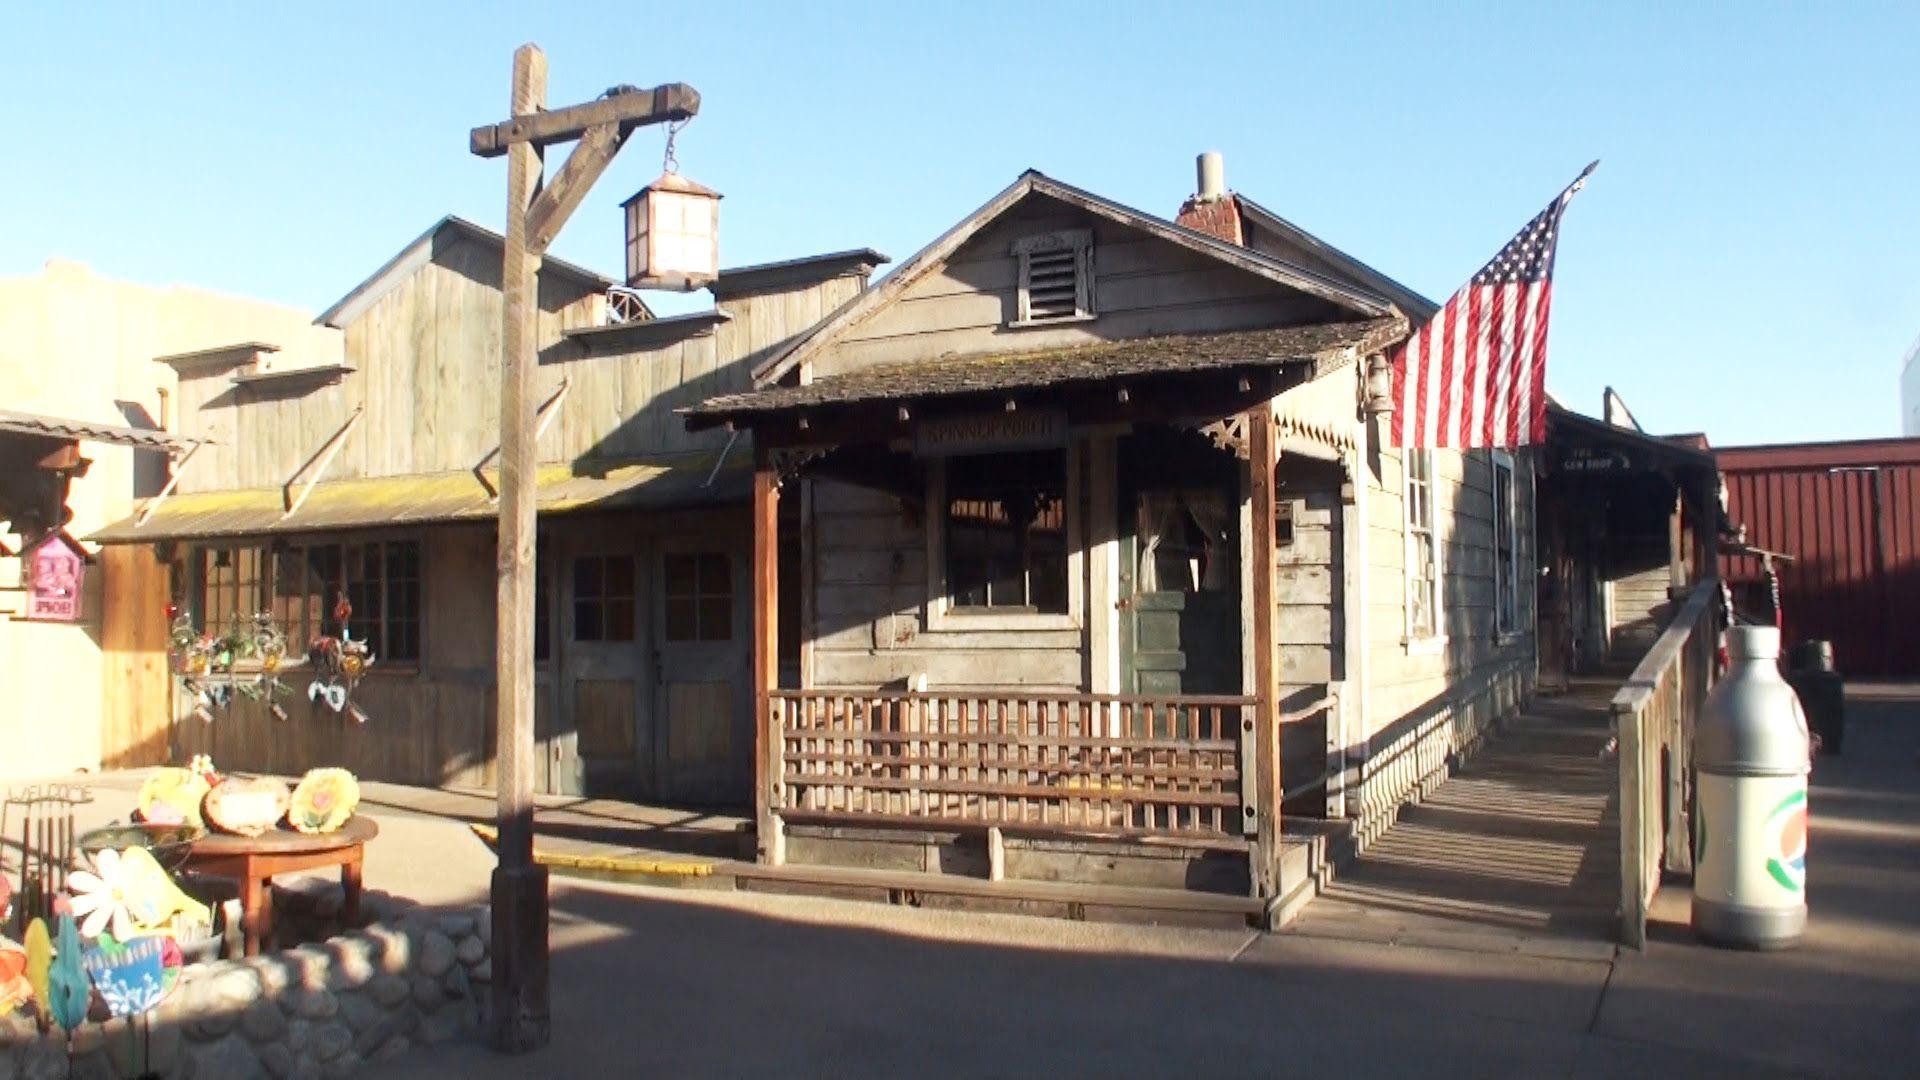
left=0, top=903, right=492, bottom=1080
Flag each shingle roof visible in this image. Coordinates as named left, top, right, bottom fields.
left=688, top=317, right=1404, bottom=427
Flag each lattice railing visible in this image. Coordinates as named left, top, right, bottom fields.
left=769, top=690, right=1256, bottom=845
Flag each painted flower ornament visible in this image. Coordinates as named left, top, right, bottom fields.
left=68, top=846, right=210, bottom=941
left=289, top=768, right=361, bottom=834
left=0, top=936, right=30, bottom=1015
left=68, top=847, right=140, bottom=941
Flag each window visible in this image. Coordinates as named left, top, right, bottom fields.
left=944, top=450, right=1069, bottom=613
left=534, top=559, right=552, bottom=662
left=572, top=555, right=635, bottom=643
left=187, top=538, right=422, bottom=663
left=1404, top=449, right=1441, bottom=642
left=1493, top=453, right=1520, bottom=636
left=664, top=552, right=732, bottom=642
left=1010, top=230, right=1094, bottom=326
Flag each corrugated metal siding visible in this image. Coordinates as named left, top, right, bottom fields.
left=1719, top=438, right=1920, bottom=677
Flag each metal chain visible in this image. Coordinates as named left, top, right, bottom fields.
left=663, top=118, right=687, bottom=175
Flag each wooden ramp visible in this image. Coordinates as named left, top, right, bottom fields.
left=1287, top=680, right=1622, bottom=961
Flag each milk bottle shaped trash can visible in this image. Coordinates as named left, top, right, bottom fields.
left=1693, top=625, right=1810, bottom=949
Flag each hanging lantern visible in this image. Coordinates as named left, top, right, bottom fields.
left=624, top=172, right=721, bottom=291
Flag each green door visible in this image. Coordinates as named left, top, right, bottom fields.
left=1117, top=436, right=1243, bottom=700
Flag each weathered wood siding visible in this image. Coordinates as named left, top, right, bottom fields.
left=811, top=196, right=1348, bottom=379
left=1274, top=467, right=1345, bottom=801
left=168, top=235, right=869, bottom=494
left=807, top=476, right=1089, bottom=691
left=1353, top=440, right=1538, bottom=828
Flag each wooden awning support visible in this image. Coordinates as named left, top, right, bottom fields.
left=751, top=454, right=782, bottom=865
left=1245, top=400, right=1283, bottom=911
left=134, top=440, right=204, bottom=527
left=283, top=405, right=365, bottom=517
left=473, top=378, right=572, bottom=500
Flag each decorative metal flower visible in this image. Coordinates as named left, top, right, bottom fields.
left=67, top=847, right=138, bottom=941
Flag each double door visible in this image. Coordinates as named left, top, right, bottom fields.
left=540, top=531, right=749, bottom=804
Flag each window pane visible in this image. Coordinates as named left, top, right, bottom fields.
left=535, top=560, right=551, bottom=662
left=574, top=556, right=603, bottom=599
left=605, top=556, right=635, bottom=600
left=575, top=600, right=603, bottom=642
left=697, top=553, right=729, bottom=595
left=663, top=553, right=695, bottom=598
left=664, top=596, right=697, bottom=642
left=946, top=450, right=1067, bottom=612
left=605, top=598, right=635, bottom=642
left=697, top=596, right=731, bottom=642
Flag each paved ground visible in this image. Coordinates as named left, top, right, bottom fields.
left=16, top=683, right=1918, bottom=1076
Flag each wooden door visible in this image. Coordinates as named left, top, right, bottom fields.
left=558, top=542, right=647, bottom=797
left=654, top=542, right=749, bottom=805
left=1120, top=488, right=1243, bottom=697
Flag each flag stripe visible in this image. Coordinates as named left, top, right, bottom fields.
left=1388, top=166, right=1588, bottom=449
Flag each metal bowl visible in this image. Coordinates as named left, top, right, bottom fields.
left=77, top=822, right=205, bottom=873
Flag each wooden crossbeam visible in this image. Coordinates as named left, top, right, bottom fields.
left=133, top=441, right=203, bottom=526
left=282, top=405, right=364, bottom=517
left=472, top=378, right=571, bottom=500
left=469, top=83, right=699, bottom=158
left=526, top=124, right=628, bottom=255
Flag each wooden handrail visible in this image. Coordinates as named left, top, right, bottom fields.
left=1612, top=578, right=1721, bottom=949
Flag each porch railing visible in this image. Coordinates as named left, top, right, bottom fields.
left=768, top=690, right=1257, bottom=847
left=1611, top=579, right=1721, bottom=948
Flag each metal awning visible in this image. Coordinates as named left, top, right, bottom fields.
left=90, top=455, right=748, bottom=543
left=0, top=409, right=204, bottom=453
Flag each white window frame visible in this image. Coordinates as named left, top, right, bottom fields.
left=926, top=442, right=1084, bottom=632
left=1402, top=448, right=1445, bottom=652
left=1009, top=229, right=1096, bottom=327
left=1492, top=449, right=1521, bottom=641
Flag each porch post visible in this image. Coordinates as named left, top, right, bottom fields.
left=1245, top=402, right=1282, bottom=904
left=752, top=455, right=783, bottom=864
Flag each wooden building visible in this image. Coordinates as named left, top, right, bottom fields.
left=93, top=215, right=885, bottom=804
left=1533, top=401, right=1723, bottom=685
left=686, top=164, right=1546, bottom=922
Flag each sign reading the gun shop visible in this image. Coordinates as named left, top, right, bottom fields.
left=915, top=410, right=1067, bottom=458
left=1558, top=446, right=1635, bottom=474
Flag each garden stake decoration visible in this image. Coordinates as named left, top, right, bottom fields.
left=167, top=605, right=295, bottom=721
left=307, top=596, right=374, bottom=723
left=46, top=911, right=89, bottom=1034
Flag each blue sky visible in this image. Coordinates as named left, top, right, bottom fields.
left=6, top=3, right=1914, bottom=445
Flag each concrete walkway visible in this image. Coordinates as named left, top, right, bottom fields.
left=1289, top=679, right=1621, bottom=961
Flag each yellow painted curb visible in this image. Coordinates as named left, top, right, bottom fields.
left=467, top=822, right=716, bottom=878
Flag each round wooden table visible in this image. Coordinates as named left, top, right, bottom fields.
left=181, top=816, right=379, bottom=956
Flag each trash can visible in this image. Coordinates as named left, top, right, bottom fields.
left=1693, top=625, right=1810, bottom=950
left=1785, top=639, right=1845, bottom=755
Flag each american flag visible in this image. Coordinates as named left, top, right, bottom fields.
left=1390, top=162, right=1596, bottom=448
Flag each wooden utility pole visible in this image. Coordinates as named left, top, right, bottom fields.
left=470, top=43, right=697, bottom=1052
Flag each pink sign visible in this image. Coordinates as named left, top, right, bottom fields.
left=24, top=533, right=86, bottom=622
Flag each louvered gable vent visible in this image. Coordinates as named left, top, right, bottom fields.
left=1010, top=229, right=1095, bottom=326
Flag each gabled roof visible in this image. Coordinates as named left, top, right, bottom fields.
left=314, top=215, right=629, bottom=329
left=1234, top=195, right=1439, bottom=320
left=749, top=170, right=1397, bottom=387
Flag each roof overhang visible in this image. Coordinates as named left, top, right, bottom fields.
left=1545, top=404, right=1718, bottom=474
left=688, top=317, right=1404, bottom=433
left=0, top=409, right=204, bottom=453
left=91, top=454, right=746, bottom=543
left=709, top=248, right=890, bottom=300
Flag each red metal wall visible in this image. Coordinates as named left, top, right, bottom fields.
left=1719, top=438, right=1920, bottom=678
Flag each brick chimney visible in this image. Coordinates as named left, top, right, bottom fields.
left=1175, top=150, right=1243, bottom=245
